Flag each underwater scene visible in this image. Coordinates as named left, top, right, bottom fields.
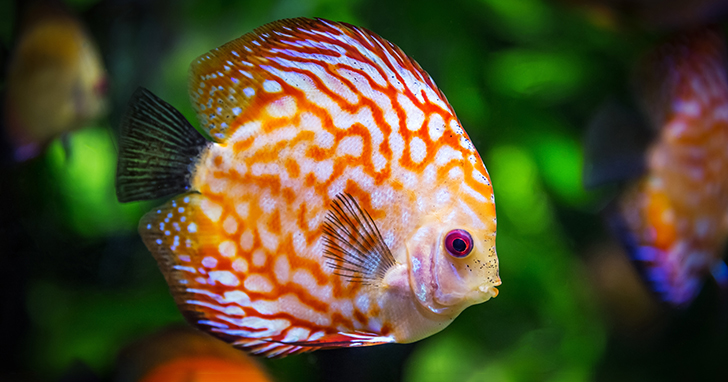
left=2, top=0, right=728, bottom=381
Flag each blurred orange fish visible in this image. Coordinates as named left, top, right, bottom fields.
left=588, top=28, right=728, bottom=307
left=115, top=326, right=272, bottom=382
left=116, top=18, right=500, bottom=357
left=2, top=0, right=108, bottom=161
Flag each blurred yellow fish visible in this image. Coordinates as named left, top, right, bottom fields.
left=116, top=18, right=500, bottom=357
left=2, top=0, right=108, bottom=161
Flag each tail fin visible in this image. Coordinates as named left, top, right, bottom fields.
left=116, top=87, right=209, bottom=202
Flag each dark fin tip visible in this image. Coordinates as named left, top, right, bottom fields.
left=116, top=87, right=209, bottom=203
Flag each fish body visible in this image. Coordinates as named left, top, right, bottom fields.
left=611, top=28, right=728, bottom=306
left=3, top=0, right=108, bottom=161
left=115, top=326, right=272, bottom=382
left=116, top=18, right=500, bottom=357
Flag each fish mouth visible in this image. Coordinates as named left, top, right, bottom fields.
left=477, top=276, right=501, bottom=300
left=479, top=285, right=499, bottom=299
left=426, top=282, right=500, bottom=316
left=460, top=283, right=500, bottom=305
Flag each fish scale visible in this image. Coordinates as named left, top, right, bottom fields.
left=118, top=18, right=500, bottom=357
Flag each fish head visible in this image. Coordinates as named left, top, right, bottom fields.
left=407, top=204, right=500, bottom=318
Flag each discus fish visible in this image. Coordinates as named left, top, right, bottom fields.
left=590, top=28, right=728, bottom=307
left=115, top=326, right=272, bottom=382
left=2, top=0, right=108, bottom=161
left=116, top=18, right=500, bottom=357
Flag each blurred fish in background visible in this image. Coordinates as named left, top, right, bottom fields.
left=114, top=326, right=273, bottom=382
left=2, top=0, right=108, bottom=162
left=0, top=1, right=167, bottom=380
left=586, top=28, right=728, bottom=308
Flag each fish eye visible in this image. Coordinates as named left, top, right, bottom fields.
left=445, top=229, right=473, bottom=258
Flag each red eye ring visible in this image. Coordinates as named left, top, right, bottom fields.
left=445, top=229, right=473, bottom=258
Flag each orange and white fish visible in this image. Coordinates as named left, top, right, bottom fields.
left=115, top=326, right=272, bottom=382
left=116, top=18, right=500, bottom=357
left=589, top=28, right=728, bottom=307
left=2, top=0, right=108, bottom=161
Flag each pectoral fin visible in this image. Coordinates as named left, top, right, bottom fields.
left=321, top=193, right=397, bottom=285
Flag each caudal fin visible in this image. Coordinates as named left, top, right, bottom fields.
left=116, top=87, right=209, bottom=203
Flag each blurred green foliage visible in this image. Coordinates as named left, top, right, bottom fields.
left=4, top=0, right=727, bottom=381
left=480, top=0, right=554, bottom=41
left=0, top=1, right=12, bottom=48
left=26, top=280, right=180, bottom=373
left=46, top=127, right=150, bottom=238
left=487, top=49, right=589, bottom=101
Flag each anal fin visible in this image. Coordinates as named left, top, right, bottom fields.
left=234, top=331, right=395, bottom=358
left=280, top=331, right=395, bottom=348
left=138, top=193, right=231, bottom=326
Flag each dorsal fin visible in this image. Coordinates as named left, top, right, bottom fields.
left=188, top=17, right=450, bottom=142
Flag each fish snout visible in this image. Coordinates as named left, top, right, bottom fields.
left=476, top=274, right=501, bottom=299
left=478, top=284, right=499, bottom=299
